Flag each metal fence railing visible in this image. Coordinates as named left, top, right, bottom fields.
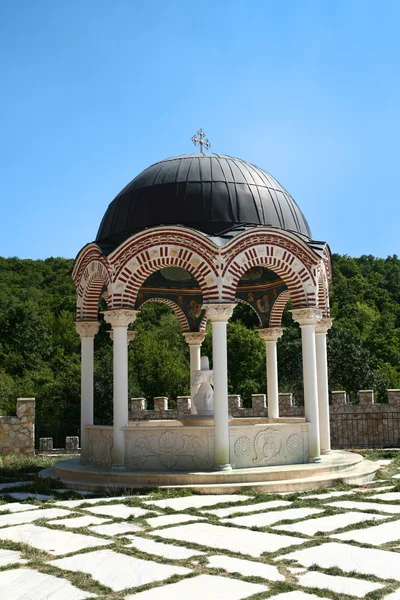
left=330, top=413, right=400, bottom=449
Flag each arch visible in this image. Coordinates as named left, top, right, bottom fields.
left=221, top=230, right=319, bottom=308
left=269, top=290, right=291, bottom=327
left=234, top=297, right=263, bottom=326
left=76, top=259, right=112, bottom=320
left=199, top=313, right=208, bottom=333
left=109, top=228, right=219, bottom=308
left=139, top=297, right=190, bottom=332
left=316, top=261, right=330, bottom=317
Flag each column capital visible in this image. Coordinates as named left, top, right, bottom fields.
left=291, top=308, right=323, bottom=326
left=75, top=321, right=100, bottom=338
left=203, top=303, right=236, bottom=322
left=183, top=332, right=206, bottom=345
left=103, top=309, right=139, bottom=328
left=257, top=327, right=284, bottom=342
left=316, top=317, right=334, bottom=334
left=108, top=329, right=137, bottom=343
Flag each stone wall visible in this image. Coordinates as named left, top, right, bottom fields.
left=128, top=390, right=400, bottom=449
left=0, top=398, right=35, bottom=455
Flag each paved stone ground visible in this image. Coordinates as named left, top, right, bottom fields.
left=1, top=456, right=400, bottom=599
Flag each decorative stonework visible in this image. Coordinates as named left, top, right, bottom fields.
left=125, top=429, right=211, bottom=470
left=257, top=328, right=284, bottom=342
left=234, top=436, right=252, bottom=457
left=103, top=309, right=139, bottom=328
left=254, top=428, right=284, bottom=465
left=83, top=426, right=113, bottom=467
left=203, top=303, right=236, bottom=322
left=286, top=433, right=304, bottom=457
left=109, top=329, right=137, bottom=343
left=0, top=399, right=35, bottom=455
left=291, top=307, right=323, bottom=326
left=183, top=332, right=206, bottom=345
left=75, top=321, right=100, bottom=338
left=315, top=317, right=334, bottom=335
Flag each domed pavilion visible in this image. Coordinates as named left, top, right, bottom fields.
left=57, top=139, right=376, bottom=491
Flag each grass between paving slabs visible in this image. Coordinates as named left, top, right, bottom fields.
left=0, top=452, right=400, bottom=598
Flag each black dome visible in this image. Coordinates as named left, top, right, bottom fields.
left=96, top=153, right=311, bottom=246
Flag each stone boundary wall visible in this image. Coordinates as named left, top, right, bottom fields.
left=128, top=390, right=400, bottom=448
left=0, top=398, right=35, bottom=455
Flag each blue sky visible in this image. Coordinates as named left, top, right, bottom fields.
left=1, top=0, right=399, bottom=260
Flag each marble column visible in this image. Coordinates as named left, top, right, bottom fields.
left=103, top=309, right=138, bottom=465
left=316, top=317, right=334, bottom=454
left=75, top=321, right=99, bottom=461
left=203, top=303, right=236, bottom=471
left=257, top=328, right=284, bottom=420
left=183, top=332, right=206, bottom=414
left=291, top=308, right=323, bottom=462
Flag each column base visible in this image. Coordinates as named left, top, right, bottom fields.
left=214, top=463, right=233, bottom=472
left=308, top=456, right=322, bottom=463
left=321, top=449, right=332, bottom=455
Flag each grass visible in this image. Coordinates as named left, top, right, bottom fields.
left=0, top=452, right=399, bottom=598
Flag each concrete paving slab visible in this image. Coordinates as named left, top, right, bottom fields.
left=274, top=511, right=387, bottom=536
left=0, top=548, right=28, bottom=567
left=0, top=481, right=34, bottom=491
left=299, top=491, right=354, bottom=500
left=0, top=523, right=111, bottom=555
left=55, top=496, right=133, bottom=508
left=50, top=548, right=191, bottom=591
left=124, top=574, right=268, bottom=600
left=146, top=513, right=205, bottom=528
left=88, top=522, right=142, bottom=536
left=126, top=535, right=206, bottom=559
left=205, top=500, right=292, bottom=517
left=326, top=500, right=400, bottom=513
left=267, top=593, right=326, bottom=599
left=149, top=522, right=306, bottom=557
left=1, top=493, right=53, bottom=501
left=47, top=515, right=110, bottom=528
left=332, top=519, right=400, bottom=545
left=0, top=507, right=71, bottom=528
left=144, top=494, right=249, bottom=511
left=84, top=504, right=150, bottom=519
left=0, top=568, right=96, bottom=599
left=207, top=554, right=284, bottom=581
left=370, top=492, right=400, bottom=501
left=223, top=508, right=323, bottom=528
left=279, top=542, right=400, bottom=581
left=298, top=570, right=384, bottom=597
left=0, top=502, right=39, bottom=513
left=382, top=591, right=400, bottom=599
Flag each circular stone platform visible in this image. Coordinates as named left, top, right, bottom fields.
left=42, top=451, right=378, bottom=494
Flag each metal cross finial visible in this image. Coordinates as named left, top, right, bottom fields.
left=191, top=128, right=211, bottom=153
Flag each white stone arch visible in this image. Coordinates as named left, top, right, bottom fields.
left=221, top=230, right=319, bottom=308
left=139, top=297, right=190, bottom=332
left=109, top=227, right=219, bottom=308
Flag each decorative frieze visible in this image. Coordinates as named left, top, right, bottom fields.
left=203, top=303, right=236, bottom=322
left=75, top=321, right=100, bottom=338
left=257, top=328, right=284, bottom=342
left=291, top=308, right=323, bottom=326
left=103, top=309, right=138, bottom=328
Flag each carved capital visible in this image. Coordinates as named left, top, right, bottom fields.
left=315, top=317, right=334, bottom=334
left=257, top=327, right=284, bottom=342
left=203, top=303, right=236, bottom=322
left=103, top=309, right=139, bottom=328
left=75, top=321, right=100, bottom=338
left=291, top=308, right=323, bottom=326
left=183, top=332, right=206, bottom=346
left=108, top=329, right=137, bottom=343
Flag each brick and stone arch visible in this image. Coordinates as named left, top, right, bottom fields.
left=234, top=297, right=263, bottom=326
left=220, top=229, right=319, bottom=308
left=109, top=227, right=220, bottom=308
left=316, top=261, right=331, bottom=317
left=269, top=289, right=291, bottom=327
left=139, top=297, right=191, bottom=332
left=73, top=245, right=112, bottom=320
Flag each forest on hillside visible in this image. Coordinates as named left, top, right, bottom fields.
left=0, top=254, right=399, bottom=435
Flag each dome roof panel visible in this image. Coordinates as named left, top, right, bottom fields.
left=96, top=153, right=312, bottom=246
